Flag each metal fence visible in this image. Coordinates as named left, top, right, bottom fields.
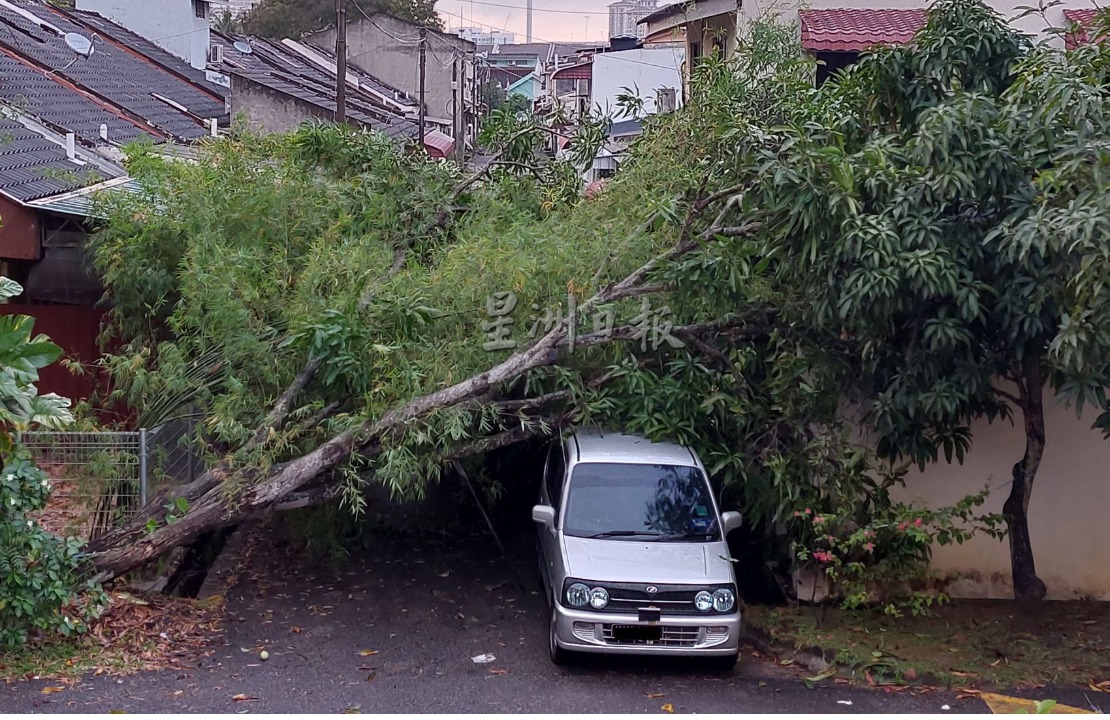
left=22, top=418, right=205, bottom=540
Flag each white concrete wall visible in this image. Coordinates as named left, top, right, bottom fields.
left=892, top=388, right=1110, bottom=601
left=76, top=0, right=211, bottom=69
left=591, top=47, right=685, bottom=118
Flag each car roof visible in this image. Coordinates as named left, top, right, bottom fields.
left=567, top=429, right=699, bottom=467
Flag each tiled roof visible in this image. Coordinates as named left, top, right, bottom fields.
left=65, top=6, right=228, bottom=99
left=0, top=119, right=110, bottom=202
left=214, top=33, right=417, bottom=139
left=423, top=130, right=455, bottom=158
left=0, top=50, right=153, bottom=146
left=0, top=1, right=226, bottom=142
left=1063, top=8, right=1104, bottom=48
left=799, top=8, right=926, bottom=52
left=552, top=61, right=593, bottom=81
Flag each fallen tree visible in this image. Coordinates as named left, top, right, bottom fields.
left=85, top=3, right=1110, bottom=609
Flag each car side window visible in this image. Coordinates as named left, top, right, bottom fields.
left=544, top=441, right=566, bottom=513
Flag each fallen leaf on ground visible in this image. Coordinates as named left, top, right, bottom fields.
left=471, top=654, right=496, bottom=664
left=365, top=673, right=377, bottom=682
left=291, top=626, right=302, bottom=634
left=173, top=690, right=184, bottom=697
left=644, top=692, right=665, bottom=699
left=40, top=687, right=65, bottom=694
left=837, top=700, right=853, bottom=706
left=1089, top=680, right=1110, bottom=693
left=903, top=668, right=918, bottom=681
left=488, top=668, right=510, bottom=676
left=358, top=650, right=379, bottom=657
left=661, top=704, right=674, bottom=713
left=950, top=671, right=977, bottom=678
left=231, top=694, right=257, bottom=702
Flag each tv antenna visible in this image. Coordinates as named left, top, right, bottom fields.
left=60, top=32, right=101, bottom=70
left=233, top=39, right=253, bottom=54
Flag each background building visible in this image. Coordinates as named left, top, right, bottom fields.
left=453, top=26, right=515, bottom=46
left=608, top=0, right=658, bottom=39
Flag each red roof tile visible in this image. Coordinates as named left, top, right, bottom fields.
left=552, top=61, right=593, bottom=81
left=423, top=130, right=455, bottom=158
left=1063, top=8, right=1104, bottom=49
left=799, top=8, right=926, bottom=52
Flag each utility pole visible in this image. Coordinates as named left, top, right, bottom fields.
left=418, top=26, right=427, bottom=148
left=452, top=53, right=461, bottom=162
left=526, top=0, right=533, bottom=42
left=335, top=0, right=347, bottom=124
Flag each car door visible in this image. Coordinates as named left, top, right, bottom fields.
left=538, top=440, right=566, bottom=599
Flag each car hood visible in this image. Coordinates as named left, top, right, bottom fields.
left=561, top=535, right=735, bottom=585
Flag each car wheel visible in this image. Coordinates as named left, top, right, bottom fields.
left=549, top=606, right=572, bottom=665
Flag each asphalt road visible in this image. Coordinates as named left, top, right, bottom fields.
left=0, top=486, right=1046, bottom=713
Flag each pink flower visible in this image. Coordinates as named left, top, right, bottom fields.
left=814, top=516, right=825, bottom=525
left=793, top=510, right=801, bottom=517
left=864, top=530, right=875, bottom=538
left=865, top=542, right=875, bottom=552
left=804, top=508, right=812, bottom=515
left=914, top=518, right=923, bottom=527
left=812, top=551, right=833, bottom=564
left=826, top=535, right=836, bottom=543
left=898, top=522, right=908, bottom=531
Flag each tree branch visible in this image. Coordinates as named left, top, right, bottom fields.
left=993, top=385, right=1023, bottom=407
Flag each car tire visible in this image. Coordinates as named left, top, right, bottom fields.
left=549, top=606, right=572, bottom=666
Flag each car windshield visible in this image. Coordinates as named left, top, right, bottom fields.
left=562, top=462, right=720, bottom=542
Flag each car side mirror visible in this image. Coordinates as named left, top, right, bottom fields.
left=721, top=511, right=743, bottom=535
left=532, top=504, right=556, bottom=530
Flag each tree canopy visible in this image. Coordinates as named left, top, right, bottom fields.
left=87, top=0, right=1110, bottom=607
left=241, top=0, right=441, bottom=39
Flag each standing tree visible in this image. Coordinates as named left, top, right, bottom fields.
left=750, top=0, right=1110, bottom=604
left=241, top=0, right=441, bottom=39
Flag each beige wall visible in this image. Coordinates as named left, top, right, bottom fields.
left=892, top=389, right=1110, bottom=601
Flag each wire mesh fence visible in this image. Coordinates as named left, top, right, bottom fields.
left=21, top=418, right=206, bottom=541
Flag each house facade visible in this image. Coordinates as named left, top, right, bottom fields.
left=640, top=0, right=1105, bottom=80
left=310, top=13, right=479, bottom=157
left=75, top=0, right=224, bottom=70
left=0, top=0, right=228, bottom=402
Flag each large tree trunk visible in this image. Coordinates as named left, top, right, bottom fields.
left=82, top=198, right=762, bottom=584
left=1002, top=357, right=1048, bottom=607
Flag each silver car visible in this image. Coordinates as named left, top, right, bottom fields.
left=532, top=429, right=743, bottom=668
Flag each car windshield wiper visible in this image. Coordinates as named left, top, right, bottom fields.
left=663, top=531, right=717, bottom=540
left=588, top=530, right=662, bottom=539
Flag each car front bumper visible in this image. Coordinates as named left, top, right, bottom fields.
left=552, top=604, right=741, bottom=656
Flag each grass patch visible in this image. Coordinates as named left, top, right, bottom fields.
left=747, top=600, right=1110, bottom=690
left=0, top=638, right=143, bottom=682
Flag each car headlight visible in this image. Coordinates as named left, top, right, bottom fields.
left=712, top=588, right=735, bottom=612
left=566, top=582, right=590, bottom=607
left=694, top=590, right=714, bottom=612
left=589, top=587, right=609, bottom=609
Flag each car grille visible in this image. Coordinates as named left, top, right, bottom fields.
left=602, top=624, right=700, bottom=647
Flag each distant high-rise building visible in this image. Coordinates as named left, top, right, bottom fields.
left=226, top=0, right=259, bottom=16
left=452, top=26, right=516, bottom=47
left=608, top=0, right=657, bottom=39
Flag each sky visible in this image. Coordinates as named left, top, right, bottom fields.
left=435, top=0, right=649, bottom=44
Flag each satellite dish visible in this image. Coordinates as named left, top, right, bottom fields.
left=65, top=32, right=94, bottom=58
left=233, top=40, right=253, bottom=55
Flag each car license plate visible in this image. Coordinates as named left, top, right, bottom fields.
left=638, top=607, right=661, bottom=623
left=613, top=624, right=663, bottom=642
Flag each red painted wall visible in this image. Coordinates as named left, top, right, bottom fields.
left=0, top=303, right=106, bottom=405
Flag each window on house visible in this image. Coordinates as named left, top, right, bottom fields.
left=193, top=0, right=207, bottom=19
